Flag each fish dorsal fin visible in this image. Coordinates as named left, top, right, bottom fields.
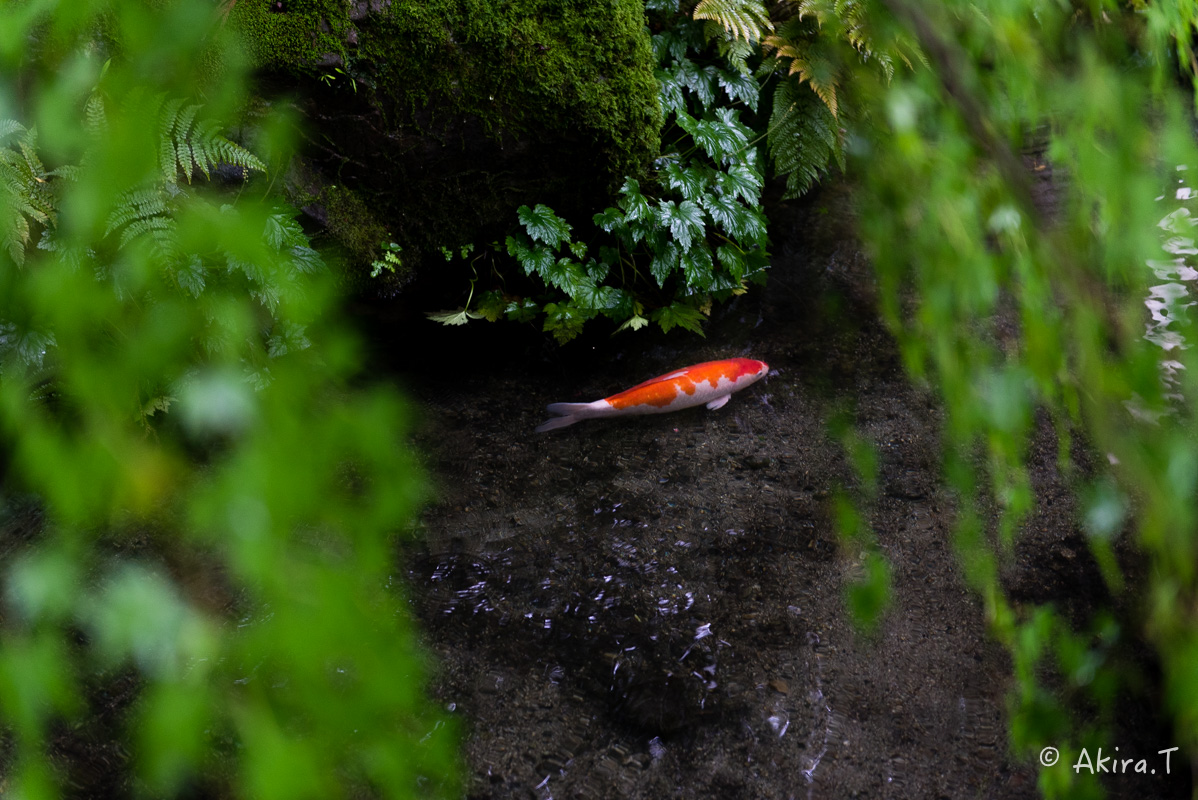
left=623, top=369, right=690, bottom=392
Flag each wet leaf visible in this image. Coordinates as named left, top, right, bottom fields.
left=426, top=308, right=483, bottom=326
left=517, top=204, right=571, bottom=247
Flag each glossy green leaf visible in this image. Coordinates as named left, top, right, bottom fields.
left=516, top=203, right=572, bottom=247
left=650, top=241, right=681, bottom=286
left=657, top=198, right=705, bottom=250
left=717, top=67, right=759, bottom=110
left=618, top=178, right=654, bottom=223
left=651, top=302, right=707, bottom=336
left=660, top=158, right=711, bottom=201
left=680, top=241, right=714, bottom=289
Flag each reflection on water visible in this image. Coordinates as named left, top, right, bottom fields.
left=1147, top=173, right=1198, bottom=410
left=408, top=492, right=845, bottom=797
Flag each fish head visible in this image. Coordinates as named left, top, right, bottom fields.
left=733, top=358, right=770, bottom=386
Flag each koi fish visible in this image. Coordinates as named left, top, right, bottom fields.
left=536, top=357, right=769, bottom=432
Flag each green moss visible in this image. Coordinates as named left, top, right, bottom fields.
left=286, top=172, right=412, bottom=286
left=227, top=0, right=662, bottom=284
left=320, top=184, right=392, bottom=262
left=229, top=0, right=661, bottom=186
left=230, top=1, right=351, bottom=68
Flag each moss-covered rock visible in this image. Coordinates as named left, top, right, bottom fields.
left=229, top=0, right=662, bottom=284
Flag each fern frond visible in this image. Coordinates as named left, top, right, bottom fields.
left=693, top=0, right=773, bottom=42
left=158, top=95, right=184, bottom=184
left=106, top=185, right=181, bottom=262
left=1, top=207, right=31, bottom=264
left=787, top=0, right=922, bottom=84
left=0, top=122, right=59, bottom=265
left=47, top=165, right=80, bottom=182
left=173, top=103, right=202, bottom=181
left=84, top=93, right=107, bottom=136
left=719, top=37, right=758, bottom=74
left=106, top=187, right=169, bottom=236
left=763, top=14, right=842, bottom=118
left=196, top=121, right=266, bottom=176
left=118, top=215, right=175, bottom=251
left=155, top=97, right=265, bottom=183
left=788, top=52, right=839, bottom=118
left=767, top=75, right=841, bottom=199
left=119, top=90, right=266, bottom=184
left=0, top=119, right=21, bottom=145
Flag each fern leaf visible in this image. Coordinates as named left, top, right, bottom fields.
left=0, top=122, right=58, bottom=264
left=47, top=165, right=80, bottom=182
left=174, top=103, right=201, bottom=182
left=764, top=26, right=841, bottom=118
left=118, top=215, right=174, bottom=250
left=2, top=209, right=30, bottom=264
left=176, top=254, right=206, bottom=297
left=155, top=97, right=265, bottom=183
left=0, top=119, right=21, bottom=145
left=196, top=120, right=265, bottom=176
left=158, top=95, right=184, bottom=184
left=768, top=76, right=841, bottom=199
left=693, top=0, right=773, bottom=42
left=106, top=185, right=181, bottom=261
left=84, top=93, right=107, bottom=136
left=106, top=188, right=168, bottom=237
left=720, top=38, right=758, bottom=75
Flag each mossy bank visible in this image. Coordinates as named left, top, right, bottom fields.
left=229, top=0, right=662, bottom=288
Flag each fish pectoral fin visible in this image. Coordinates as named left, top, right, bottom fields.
left=706, top=394, right=731, bottom=410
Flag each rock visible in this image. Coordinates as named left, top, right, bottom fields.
left=228, top=0, right=662, bottom=290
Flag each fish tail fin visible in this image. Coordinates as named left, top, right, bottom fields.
left=536, top=402, right=595, bottom=433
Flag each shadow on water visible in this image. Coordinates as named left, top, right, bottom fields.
left=367, top=181, right=1191, bottom=800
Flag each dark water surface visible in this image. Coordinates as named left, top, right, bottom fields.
left=379, top=184, right=1140, bottom=800
left=379, top=182, right=1191, bottom=800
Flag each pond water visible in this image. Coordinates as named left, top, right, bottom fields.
left=372, top=184, right=1196, bottom=799
left=370, top=178, right=1196, bottom=799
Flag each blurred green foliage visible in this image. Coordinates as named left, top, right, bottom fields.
left=708, top=0, right=1198, bottom=795
left=0, top=1, right=457, bottom=797
left=761, top=0, right=1198, bottom=796
left=828, top=413, right=891, bottom=634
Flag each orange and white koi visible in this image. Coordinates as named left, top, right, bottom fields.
left=536, top=357, right=769, bottom=432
